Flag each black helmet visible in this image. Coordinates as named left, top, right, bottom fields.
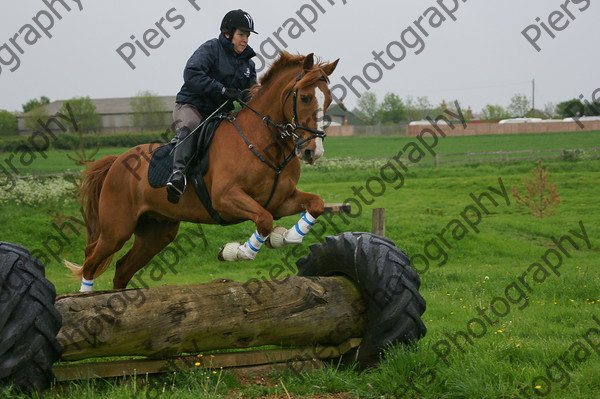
left=220, top=9, right=257, bottom=34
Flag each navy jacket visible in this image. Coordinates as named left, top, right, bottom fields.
left=176, top=33, right=257, bottom=117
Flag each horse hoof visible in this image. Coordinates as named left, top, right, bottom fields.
left=266, top=226, right=287, bottom=249
left=218, top=242, right=241, bottom=262
left=218, top=242, right=254, bottom=261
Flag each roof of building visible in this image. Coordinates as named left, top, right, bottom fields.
left=22, top=96, right=176, bottom=116
left=325, top=104, right=363, bottom=125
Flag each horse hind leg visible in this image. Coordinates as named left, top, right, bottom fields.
left=112, top=217, right=180, bottom=290
left=74, top=233, right=133, bottom=292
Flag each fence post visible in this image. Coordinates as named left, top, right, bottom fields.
left=371, top=208, right=385, bottom=237
left=434, top=154, right=439, bottom=168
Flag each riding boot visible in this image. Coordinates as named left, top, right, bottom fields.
left=166, top=127, right=195, bottom=203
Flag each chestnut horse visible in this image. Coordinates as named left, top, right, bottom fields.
left=65, top=52, right=339, bottom=291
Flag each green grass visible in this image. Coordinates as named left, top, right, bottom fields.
left=5, top=130, right=599, bottom=176
left=1, top=131, right=599, bottom=398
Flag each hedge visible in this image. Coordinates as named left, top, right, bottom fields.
left=0, top=131, right=172, bottom=153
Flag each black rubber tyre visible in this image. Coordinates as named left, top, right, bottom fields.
left=296, top=232, right=426, bottom=368
left=0, top=242, right=62, bottom=394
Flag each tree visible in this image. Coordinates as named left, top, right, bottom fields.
left=556, top=99, right=584, bottom=118
left=354, top=92, right=379, bottom=125
left=0, top=110, right=18, bottom=136
left=22, top=96, right=50, bottom=113
left=507, top=93, right=531, bottom=117
left=543, top=102, right=558, bottom=119
left=405, top=95, right=434, bottom=121
left=510, top=160, right=561, bottom=218
left=59, top=97, right=100, bottom=133
left=130, top=91, right=169, bottom=131
left=378, top=93, right=407, bottom=124
left=481, top=104, right=510, bottom=120
left=23, top=106, right=50, bottom=132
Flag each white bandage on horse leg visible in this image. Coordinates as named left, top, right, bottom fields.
left=284, top=212, right=316, bottom=244
left=80, top=278, right=94, bottom=292
left=239, top=230, right=268, bottom=260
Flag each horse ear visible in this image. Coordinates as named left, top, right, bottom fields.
left=302, top=53, right=315, bottom=73
left=322, top=59, right=339, bottom=76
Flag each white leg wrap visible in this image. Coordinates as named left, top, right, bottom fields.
left=80, top=278, right=94, bottom=292
left=239, top=231, right=267, bottom=260
left=284, top=212, right=317, bottom=244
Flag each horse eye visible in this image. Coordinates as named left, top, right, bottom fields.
left=300, top=95, right=310, bottom=103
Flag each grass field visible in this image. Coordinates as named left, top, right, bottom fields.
left=1, top=131, right=599, bottom=398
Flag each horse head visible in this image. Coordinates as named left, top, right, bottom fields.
left=280, top=53, right=339, bottom=165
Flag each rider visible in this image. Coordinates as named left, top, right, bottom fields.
left=166, top=9, right=258, bottom=203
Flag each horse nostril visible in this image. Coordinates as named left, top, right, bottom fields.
left=304, top=149, right=313, bottom=159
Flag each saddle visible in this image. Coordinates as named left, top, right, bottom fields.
left=147, top=115, right=239, bottom=226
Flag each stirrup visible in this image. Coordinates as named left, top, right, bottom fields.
left=166, top=170, right=187, bottom=195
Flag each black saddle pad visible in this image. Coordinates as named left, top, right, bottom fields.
left=148, top=116, right=225, bottom=188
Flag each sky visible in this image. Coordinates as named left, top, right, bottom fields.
left=0, top=0, right=597, bottom=115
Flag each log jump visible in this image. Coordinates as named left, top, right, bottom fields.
left=0, top=233, right=427, bottom=393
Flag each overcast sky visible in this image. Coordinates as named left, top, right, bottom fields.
left=0, top=0, right=597, bottom=115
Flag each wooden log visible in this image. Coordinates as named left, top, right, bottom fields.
left=55, top=276, right=366, bottom=361
left=52, top=338, right=362, bottom=381
left=323, top=203, right=352, bottom=214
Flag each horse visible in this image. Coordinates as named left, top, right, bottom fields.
left=65, top=52, right=339, bottom=292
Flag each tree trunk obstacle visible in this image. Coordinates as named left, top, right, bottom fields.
left=55, top=276, right=366, bottom=361
left=0, top=233, right=427, bottom=392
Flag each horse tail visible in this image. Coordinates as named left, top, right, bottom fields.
left=64, top=155, right=119, bottom=279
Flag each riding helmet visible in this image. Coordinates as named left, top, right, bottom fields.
left=220, top=9, right=258, bottom=34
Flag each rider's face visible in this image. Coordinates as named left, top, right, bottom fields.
left=230, top=29, right=250, bottom=54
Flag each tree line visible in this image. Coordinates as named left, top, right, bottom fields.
left=351, top=92, right=600, bottom=125
left=2, top=90, right=600, bottom=136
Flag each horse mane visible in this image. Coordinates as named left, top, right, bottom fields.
left=249, top=52, right=329, bottom=99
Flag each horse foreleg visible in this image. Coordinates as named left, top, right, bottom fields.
left=214, top=190, right=274, bottom=262
left=267, top=190, right=324, bottom=249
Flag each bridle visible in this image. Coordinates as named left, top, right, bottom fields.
left=226, top=70, right=328, bottom=208
left=237, top=72, right=328, bottom=151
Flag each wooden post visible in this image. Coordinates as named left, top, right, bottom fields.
left=371, top=208, right=385, bottom=236
left=55, top=276, right=366, bottom=361
left=434, top=154, right=439, bottom=168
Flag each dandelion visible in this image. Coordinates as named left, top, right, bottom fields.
left=197, top=354, right=203, bottom=358
left=195, top=362, right=200, bottom=366
left=535, top=386, right=542, bottom=389
left=515, top=344, right=521, bottom=348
